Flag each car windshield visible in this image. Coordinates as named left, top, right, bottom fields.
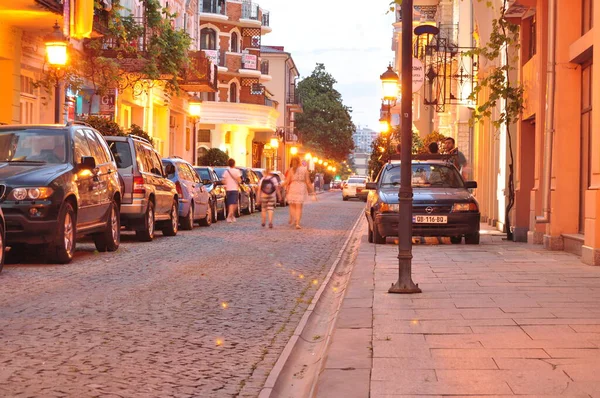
left=195, top=167, right=211, bottom=181
left=348, top=178, right=366, bottom=184
left=0, top=129, right=67, bottom=164
left=254, top=170, right=264, bottom=178
left=380, top=164, right=464, bottom=188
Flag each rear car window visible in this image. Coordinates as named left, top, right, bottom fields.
left=348, top=178, right=366, bottom=184
left=214, top=168, right=225, bottom=178
left=195, top=168, right=211, bottom=181
left=108, top=141, right=133, bottom=170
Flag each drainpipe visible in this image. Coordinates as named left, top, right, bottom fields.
left=536, top=0, right=557, bottom=224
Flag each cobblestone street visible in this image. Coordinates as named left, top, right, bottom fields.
left=0, top=192, right=363, bottom=398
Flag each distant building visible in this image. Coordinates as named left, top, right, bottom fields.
left=353, top=126, right=378, bottom=154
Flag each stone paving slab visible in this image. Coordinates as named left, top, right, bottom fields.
left=316, top=225, right=600, bottom=397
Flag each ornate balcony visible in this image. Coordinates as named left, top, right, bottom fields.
left=202, top=0, right=226, bottom=14
left=34, top=0, right=63, bottom=14
left=180, top=51, right=218, bottom=92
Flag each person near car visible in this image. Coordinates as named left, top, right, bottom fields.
left=256, top=168, right=281, bottom=229
left=428, top=142, right=439, bottom=154
left=443, top=137, right=468, bottom=178
left=222, top=158, right=242, bottom=223
left=285, top=156, right=314, bottom=230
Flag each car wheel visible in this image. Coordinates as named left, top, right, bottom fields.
left=368, top=223, right=374, bottom=243
left=218, top=200, right=227, bottom=220
left=162, top=199, right=179, bottom=236
left=94, top=199, right=121, bottom=252
left=136, top=201, right=155, bottom=242
left=180, top=203, right=194, bottom=231
left=465, top=232, right=480, bottom=245
left=211, top=201, right=218, bottom=224
left=47, top=201, right=76, bottom=264
left=343, top=196, right=348, bottom=201
left=373, top=222, right=386, bottom=245
left=199, top=202, right=212, bottom=227
left=450, top=236, right=462, bottom=244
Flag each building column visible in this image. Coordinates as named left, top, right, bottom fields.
left=0, top=26, right=22, bottom=124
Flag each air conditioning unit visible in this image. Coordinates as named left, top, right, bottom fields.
left=169, top=115, right=177, bottom=128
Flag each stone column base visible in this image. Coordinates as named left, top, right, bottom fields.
left=512, top=227, right=528, bottom=242
left=582, top=246, right=600, bottom=266
left=528, top=231, right=544, bottom=245
left=543, top=235, right=564, bottom=251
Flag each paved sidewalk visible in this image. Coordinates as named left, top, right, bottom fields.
left=315, top=225, right=600, bottom=397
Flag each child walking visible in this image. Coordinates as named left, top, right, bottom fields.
left=257, top=169, right=281, bottom=228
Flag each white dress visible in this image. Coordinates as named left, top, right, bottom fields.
left=286, top=166, right=308, bottom=204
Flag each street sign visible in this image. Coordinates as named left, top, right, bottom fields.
left=100, top=93, right=115, bottom=115
left=412, top=58, right=425, bottom=93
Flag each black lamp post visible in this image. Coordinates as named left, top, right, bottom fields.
left=388, top=0, right=421, bottom=294
left=45, top=22, right=68, bottom=124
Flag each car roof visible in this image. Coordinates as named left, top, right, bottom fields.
left=0, top=124, right=69, bottom=131
left=163, top=157, right=191, bottom=164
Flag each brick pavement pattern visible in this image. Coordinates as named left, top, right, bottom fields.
left=0, top=192, right=363, bottom=398
left=318, top=227, right=600, bottom=397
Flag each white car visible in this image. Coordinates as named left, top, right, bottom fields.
left=342, top=176, right=368, bottom=201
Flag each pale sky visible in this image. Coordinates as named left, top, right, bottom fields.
left=257, top=0, right=396, bottom=130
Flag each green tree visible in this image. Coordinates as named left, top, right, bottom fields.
left=296, top=64, right=355, bottom=161
left=368, top=127, right=423, bottom=178
left=127, top=124, right=154, bottom=146
left=470, top=0, right=524, bottom=241
left=199, top=148, right=229, bottom=166
left=83, top=116, right=125, bottom=136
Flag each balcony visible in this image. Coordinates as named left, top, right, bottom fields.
left=286, top=90, right=303, bottom=112
left=34, top=0, right=63, bottom=14
left=276, top=127, right=299, bottom=143
left=92, top=8, right=111, bottom=37
left=262, top=12, right=270, bottom=27
left=179, top=51, right=218, bottom=92
left=260, top=61, right=269, bottom=75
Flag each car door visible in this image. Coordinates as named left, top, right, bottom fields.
left=150, top=150, right=172, bottom=217
left=210, top=169, right=225, bottom=211
left=83, top=129, right=111, bottom=224
left=187, top=164, right=209, bottom=217
left=72, top=129, right=95, bottom=226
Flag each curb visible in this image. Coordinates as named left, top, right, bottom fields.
left=259, top=212, right=364, bottom=398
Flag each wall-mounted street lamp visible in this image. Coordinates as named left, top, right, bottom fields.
left=290, top=146, right=298, bottom=156
left=188, top=97, right=202, bottom=165
left=45, top=21, right=68, bottom=124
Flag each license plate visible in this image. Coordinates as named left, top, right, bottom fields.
left=413, top=215, right=447, bottom=224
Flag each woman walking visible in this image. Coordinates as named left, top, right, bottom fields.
left=285, top=156, right=314, bottom=229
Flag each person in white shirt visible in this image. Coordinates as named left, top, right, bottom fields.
left=222, top=158, right=242, bottom=223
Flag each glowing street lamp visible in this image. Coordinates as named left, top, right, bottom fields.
left=324, top=161, right=329, bottom=167
left=379, top=117, right=390, bottom=134
left=188, top=97, right=202, bottom=165
left=304, top=153, right=312, bottom=161
left=290, top=146, right=298, bottom=155
left=380, top=64, right=400, bottom=101
left=45, top=22, right=69, bottom=124
left=318, top=159, right=323, bottom=165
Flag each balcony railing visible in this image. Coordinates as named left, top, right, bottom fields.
left=260, top=61, right=269, bottom=75
left=287, top=91, right=302, bottom=108
left=180, top=51, right=218, bottom=93
left=202, top=0, right=226, bottom=15
left=93, top=8, right=111, bottom=36
left=100, top=16, right=148, bottom=53
left=262, top=12, right=270, bottom=27
left=276, top=127, right=299, bottom=143
left=242, top=0, right=260, bottom=20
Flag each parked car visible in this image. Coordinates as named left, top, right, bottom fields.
left=342, top=176, right=368, bottom=201
left=0, top=124, right=121, bottom=263
left=213, top=166, right=251, bottom=217
left=271, top=171, right=287, bottom=207
left=365, top=158, right=480, bottom=245
left=0, top=207, right=5, bottom=272
left=105, top=135, right=178, bottom=241
left=194, top=166, right=226, bottom=222
left=238, top=167, right=259, bottom=212
left=330, top=180, right=343, bottom=190
left=162, top=158, right=212, bottom=229
left=252, top=168, right=266, bottom=179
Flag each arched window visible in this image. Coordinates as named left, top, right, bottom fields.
left=200, top=28, right=216, bottom=50
left=230, top=83, right=238, bottom=103
left=231, top=32, right=239, bottom=52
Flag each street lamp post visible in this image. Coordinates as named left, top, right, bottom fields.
left=380, top=65, right=399, bottom=155
left=45, top=22, right=68, bottom=124
left=270, top=138, right=279, bottom=170
left=389, top=0, right=421, bottom=294
left=189, top=98, right=202, bottom=165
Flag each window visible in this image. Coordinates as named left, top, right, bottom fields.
left=84, top=129, right=109, bottom=164
left=527, top=15, right=536, bottom=61
left=231, top=32, right=239, bottom=52
left=20, top=75, right=37, bottom=124
left=74, top=129, right=91, bottom=163
left=150, top=151, right=164, bottom=176
left=224, top=131, right=231, bottom=144
left=197, top=129, right=211, bottom=142
left=583, top=0, right=594, bottom=34
left=109, top=141, right=133, bottom=170
left=196, top=167, right=211, bottom=181
left=94, top=131, right=114, bottom=163
left=200, top=28, right=217, bottom=50
left=230, top=83, right=238, bottom=103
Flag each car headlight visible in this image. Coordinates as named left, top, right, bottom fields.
left=8, top=187, right=54, bottom=201
left=380, top=203, right=399, bottom=212
left=452, top=203, right=478, bottom=212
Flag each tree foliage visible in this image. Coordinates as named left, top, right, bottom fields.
left=295, top=64, right=355, bottom=162
left=368, top=127, right=423, bottom=178
left=469, top=0, right=524, bottom=240
left=83, top=116, right=154, bottom=147
left=199, top=149, right=229, bottom=167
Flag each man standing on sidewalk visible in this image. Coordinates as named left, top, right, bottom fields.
left=222, top=158, right=242, bottom=223
left=444, top=137, right=468, bottom=178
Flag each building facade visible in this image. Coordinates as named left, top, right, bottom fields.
left=260, top=45, right=303, bottom=171
left=196, top=0, right=279, bottom=167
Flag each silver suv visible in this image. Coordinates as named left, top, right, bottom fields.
left=105, top=135, right=179, bottom=241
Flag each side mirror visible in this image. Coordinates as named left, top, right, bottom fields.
left=80, top=156, right=96, bottom=170
left=365, top=182, right=377, bottom=190
left=465, top=181, right=478, bottom=189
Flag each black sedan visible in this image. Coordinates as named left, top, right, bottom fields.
left=194, top=166, right=226, bottom=222
left=365, top=159, right=480, bottom=245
